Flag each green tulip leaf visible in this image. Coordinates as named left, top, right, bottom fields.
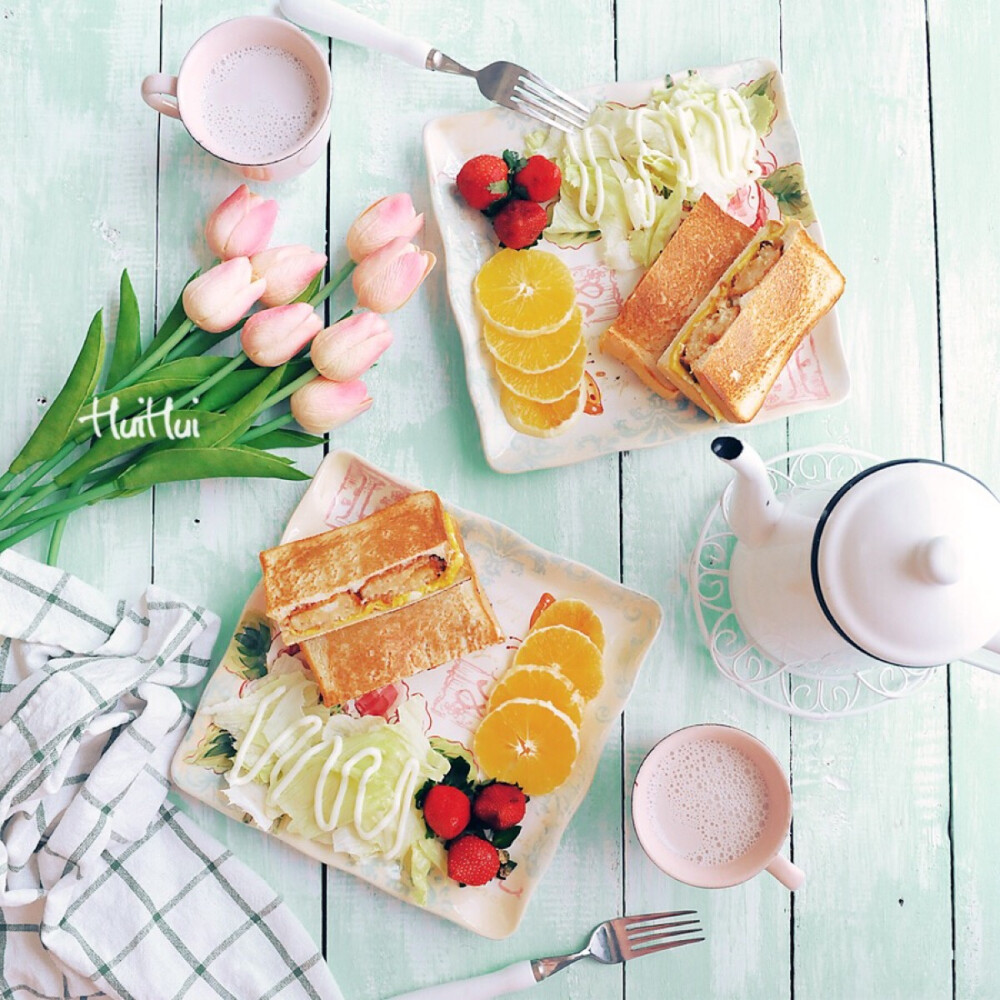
left=245, top=428, right=324, bottom=450
left=54, top=410, right=229, bottom=487
left=70, top=356, right=231, bottom=443
left=107, top=270, right=142, bottom=387
left=115, top=445, right=309, bottom=492
left=10, top=310, right=106, bottom=473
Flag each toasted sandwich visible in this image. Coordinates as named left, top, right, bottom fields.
left=657, top=218, right=845, bottom=423
left=599, top=194, right=754, bottom=399
left=300, top=569, right=504, bottom=707
left=259, top=490, right=468, bottom=644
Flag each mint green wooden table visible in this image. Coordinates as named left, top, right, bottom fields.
left=2, top=1, right=997, bottom=998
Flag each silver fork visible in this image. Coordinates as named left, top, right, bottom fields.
left=280, top=0, right=591, bottom=132
left=384, top=910, right=704, bottom=999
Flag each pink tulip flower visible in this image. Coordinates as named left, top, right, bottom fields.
left=352, top=236, right=436, bottom=314
left=310, top=312, right=393, bottom=382
left=346, top=193, right=424, bottom=263
left=205, top=184, right=278, bottom=260
left=251, top=245, right=328, bottom=307
left=241, top=302, right=323, bottom=367
left=291, top=377, right=372, bottom=433
left=182, top=257, right=266, bottom=333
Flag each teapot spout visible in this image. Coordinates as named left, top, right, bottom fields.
left=712, top=436, right=783, bottom=547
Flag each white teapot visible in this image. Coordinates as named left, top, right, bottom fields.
left=712, top=436, right=1000, bottom=672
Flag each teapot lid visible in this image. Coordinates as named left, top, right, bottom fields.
left=812, top=460, right=1000, bottom=667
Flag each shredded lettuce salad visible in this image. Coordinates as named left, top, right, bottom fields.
left=208, top=655, right=449, bottom=902
left=525, top=71, right=776, bottom=269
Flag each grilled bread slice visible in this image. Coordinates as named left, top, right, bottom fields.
left=599, top=194, right=754, bottom=399
left=658, top=219, right=845, bottom=423
left=299, top=572, right=505, bottom=708
left=259, top=490, right=466, bottom=644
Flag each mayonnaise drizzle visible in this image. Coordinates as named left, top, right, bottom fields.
left=229, top=688, right=422, bottom=861
left=564, top=84, right=760, bottom=230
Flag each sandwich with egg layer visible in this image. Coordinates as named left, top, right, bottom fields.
left=259, top=490, right=504, bottom=708
left=599, top=194, right=754, bottom=399
left=260, top=490, right=469, bottom=645
left=657, top=218, right=845, bottom=423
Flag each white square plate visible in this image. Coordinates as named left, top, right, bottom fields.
left=172, top=451, right=662, bottom=938
left=424, top=58, right=849, bottom=473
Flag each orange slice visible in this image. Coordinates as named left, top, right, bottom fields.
left=473, top=249, right=576, bottom=336
left=499, top=382, right=584, bottom=438
left=493, top=338, right=587, bottom=403
left=473, top=697, right=580, bottom=795
left=529, top=599, right=606, bottom=653
left=487, top=664, right=585, bottom=727
left=513, top=625, right=604, bottom=701
left=483, top=308, right=583, bottom=373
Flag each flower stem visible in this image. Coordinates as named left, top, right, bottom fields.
left=239, top=412, right=296, bottom=444
left=310, top=259, right=356, bottom=309
left=174, top=352, right=246, bottom=410
left=45, top=480, right=84, bottom=566
left=113, top=319, right=195, bottom=391
left=0, top=441, right=75, bottom=522
left=0, top=482, right=119, bottom=555
left=258, top=368, right=318, bottom=411
left=2, top=481, right=60, bottom=530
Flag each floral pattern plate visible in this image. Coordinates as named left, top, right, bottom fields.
left=423, top=57, right=850, bottom=473
left=171, top=451, right=662, bottom=939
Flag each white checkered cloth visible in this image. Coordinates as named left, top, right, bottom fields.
left=0, top=550, right=343, bottom=1000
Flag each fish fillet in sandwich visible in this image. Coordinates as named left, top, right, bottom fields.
left=657, top=218, right=845, bottom=423
left=260, top=490, right=470, bottom=644
left=599, top=194, right=754, bottom=399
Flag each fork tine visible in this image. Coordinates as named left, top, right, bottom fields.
left=518, top=68, right=591, bottom=116
left=510, top=87, right=586, bottom=132
left=628, top=935, right=706, bottom=958
left=624, top=909, right=698, bottom=929
left=629, top=923, right=703, bottom=947
left=629, top=918, right=701, bottom=938
left=506, top=94, right=579, bottom=134
left=516, top=74, right=590, bottom=126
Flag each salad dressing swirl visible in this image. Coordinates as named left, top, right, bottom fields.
left=562, top=83, right=760, bottom=233
left=229, top=683, right=421, bottom=860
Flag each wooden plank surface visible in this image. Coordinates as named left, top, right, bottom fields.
left=321, top=2, right=621, bottom=996
left=928, top=1, right=1000, bottom=998
left=3, top=1, right=1000, bottom=998
left=149, top=0, right=327, bottom=946
left=782, top=2, right=953, bottom=997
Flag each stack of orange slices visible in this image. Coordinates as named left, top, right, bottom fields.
left=473, top=599, right=606, bottom=795
left=473, top=249, right=587, bottom=438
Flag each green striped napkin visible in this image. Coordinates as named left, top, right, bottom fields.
left=0, top=550, right=342, bottom=1000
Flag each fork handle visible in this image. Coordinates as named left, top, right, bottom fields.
left=279, top=0, right=432, bottom=68
left=383, top=960, right=538, bottom=1000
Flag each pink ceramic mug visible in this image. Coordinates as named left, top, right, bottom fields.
left=141, top=16, right=332, bottom=183
left=632, top=724, right=805, bottom=890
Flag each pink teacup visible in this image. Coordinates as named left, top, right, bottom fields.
left=141, top=16, right=332, bottom=183
left=632, top=724, right=805, bottom=890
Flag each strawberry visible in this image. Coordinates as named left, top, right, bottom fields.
left=456, top=154, right=510, bottom=210
left=472, top=783, right=527, bottom=830
left=513, top=155, right=562, bottom=202
left=422, top=784, right=471, bottom=840
left=447, top=834, right=500, bottom=886
left=492, top=200, right=548, bottom=250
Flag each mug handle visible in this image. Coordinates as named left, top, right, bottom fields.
left=141, top=73, right=181, bottom=118
left=765, top=854, right=805, bottom=890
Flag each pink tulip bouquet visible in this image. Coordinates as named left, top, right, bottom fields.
left=0, top=185, right=435, bottom=564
